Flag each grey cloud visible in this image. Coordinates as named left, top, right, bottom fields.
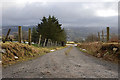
left=2, top=2, right=118, bottom=28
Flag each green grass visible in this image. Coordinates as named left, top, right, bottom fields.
left=32, top=43, right=39, bottom=47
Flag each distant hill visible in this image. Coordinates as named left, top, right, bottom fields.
left=2, top=26, right=118, bottom=41
left=64, top=27, right=118, bottom=41
left=2, top=25, right=35, bottom=35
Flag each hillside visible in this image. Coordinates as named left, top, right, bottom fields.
left=65, top=27, right=118, bottom=41
left=2, top=26, right=118, bottom=41
left=2, top=25, right=36, bottom=35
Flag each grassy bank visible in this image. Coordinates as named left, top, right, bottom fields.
left=77, top=42, right=120, bottom=63
left=1, top=42, right=64, bottom=67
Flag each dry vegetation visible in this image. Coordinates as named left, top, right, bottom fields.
left=1, top=42, right=63, bottom=67
left=77, top=42, right=120, bottom=63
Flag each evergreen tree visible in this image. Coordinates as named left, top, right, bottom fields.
left=33, top=15, right=66, bottom=46
left=32, top=27, right=38, bottom=43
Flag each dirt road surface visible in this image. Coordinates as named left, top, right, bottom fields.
left=2, top=46, right=118, bottom=78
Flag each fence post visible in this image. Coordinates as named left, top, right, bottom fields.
left=50, top=40, right=52, bottom=46
left=4, top=29, right=11, bottom=42
left=55, top=41, right=57, bottom=46
left=18, top=26, right=22, bottom=43
left=28, top=28, right=31, bottom=45
left=98, top=32, right=100, bottom=41
left=47, top=39, right=50, bottom=47
left=102, top=30, right=104, bottom=42
left=43, top=38, right=47, bottom=47
left=107, top=27, right=110, bottom=42
left=38, top=35, right=41, bottom=47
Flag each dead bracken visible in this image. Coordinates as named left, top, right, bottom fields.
left=1, top=42, right=52, bottom=66
left=77, top=42, right=120, bottom=63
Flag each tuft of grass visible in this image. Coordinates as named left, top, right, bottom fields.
left=32, top=43, right=39, bottom=47
left=64, top=46, right=73, bottom=56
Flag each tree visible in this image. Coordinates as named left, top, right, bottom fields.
left=85, top=34, right=98, bottom=42
left=74, top=37, right=84, bottom=43
left=109, top=33, right=118, bottom=42
left=34, top=15, right=66, bottom=46
left=32, top=27, right=38, bottom=43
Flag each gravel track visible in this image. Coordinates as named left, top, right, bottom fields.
left=2, top=46, right=118, bottom=78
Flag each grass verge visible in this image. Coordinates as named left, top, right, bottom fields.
left=77, top=42, right=120, bottom=63
left=1, top=42, right=65, bottom=67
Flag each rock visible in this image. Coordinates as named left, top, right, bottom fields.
left=113, top=47, right=118, bottom=53
left=25, top=71, right=29, bottom=72
left=40, top=76, right=43, bottom=78
left=46, top=71, right=50, bottom=74
left=1, top=49, right=6, bottom=53
left=46, top=66, right=48, bottom=68
left=66, top=66, right=69, bottom=68
left=41, top=71, right=51, bottom=76
left=97, top=53, right=101, bottom=58
left=41, top=71, right=45, bottom=75
left=113, top=48, right=118, bottom=51
left=75, top=64, right=81, bottom=67
left=50, top=50, right=55, bottom=52
left=82, top=49, right=86, bottom=51
left=14, top=56, right=18, bottom=59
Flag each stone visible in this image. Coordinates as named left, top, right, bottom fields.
left=97, top=53, right=101, bottom=58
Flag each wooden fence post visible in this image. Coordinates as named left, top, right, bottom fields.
left=98, top=32, right=100, bottom=41
left=50, top=40, right=52, bottom=46
left=43, top=38, right=47, bottom=47
left=102, top=30, right=104, bottom=42
left=4, top=29, right=11, bottom=42
left=38, top=35, right=41, bottom=47
left=107, top=27, right=110, bottom=42
left=55, top=41, right=57, bottom=46
left=28, top=28, right=31, bottom=45
left=18, top=26, right=22, bottom=43
left=47, top=39, right=50, bottom=47
left=53, top=41, right=55, bottom=46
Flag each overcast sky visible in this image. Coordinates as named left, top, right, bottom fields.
left=1, top=0, right=118, bottom=28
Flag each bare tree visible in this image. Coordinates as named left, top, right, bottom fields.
left=109, top=33, right=118, bottom=42
left=85, top=34, right=98, bottom=42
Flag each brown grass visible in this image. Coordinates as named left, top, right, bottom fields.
left=77, top=42, right=120, bottom=63
left=1, top=42, right=63, bottom=67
